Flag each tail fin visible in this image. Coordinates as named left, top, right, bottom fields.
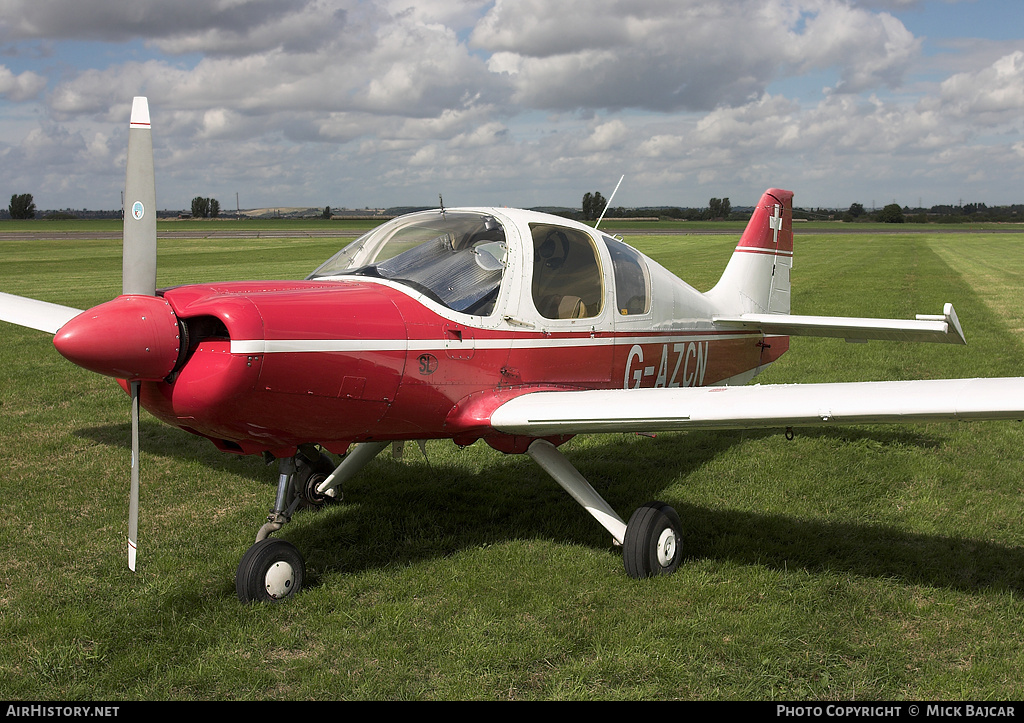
left=705, top=188, right=793, bottom=316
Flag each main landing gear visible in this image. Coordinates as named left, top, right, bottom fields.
left=236, top=438, right=683, bottom=602
left=526, top=439, right=684, bottom=579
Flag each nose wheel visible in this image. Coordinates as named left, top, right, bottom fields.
left=235, top=538, right=305, bottom=603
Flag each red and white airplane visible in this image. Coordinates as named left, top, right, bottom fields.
left=4, top=98, right=1024, bottom=602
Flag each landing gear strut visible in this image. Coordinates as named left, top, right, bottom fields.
left=526, top=439, right=683, bottom=579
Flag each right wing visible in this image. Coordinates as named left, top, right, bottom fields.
left=0, top=291, right=83, bottom=334
left=488, top=377, right=1024, bottom=437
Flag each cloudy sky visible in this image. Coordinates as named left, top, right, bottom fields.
left=1, top=0, right=1022, bottom=213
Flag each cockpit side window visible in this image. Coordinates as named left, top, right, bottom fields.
left=603, top=236, right=650, bottom=315
left=530, top=224, right=604, bottom=319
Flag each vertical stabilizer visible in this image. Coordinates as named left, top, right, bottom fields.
left=123, top=97, right=157, bottom=297
left=705, top=189, right=793, bottom=316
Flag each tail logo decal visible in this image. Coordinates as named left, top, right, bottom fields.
left=769, top=203, right=783, bottom=245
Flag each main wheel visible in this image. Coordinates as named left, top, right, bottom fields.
left=236, top=539, right=306, bottom=603
left=623, top=501, right=683, bottom=579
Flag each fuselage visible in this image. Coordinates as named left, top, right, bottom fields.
left=117, top=207, right=789, bottom=458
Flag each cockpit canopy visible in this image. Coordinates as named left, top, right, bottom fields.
left=308, top=211, right=507, bottom=316
left=308, top=208, right=652, bottom=321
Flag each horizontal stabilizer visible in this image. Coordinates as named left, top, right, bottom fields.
left=713, top=303, right=965, bottom=344
left=0, top=292, right=82, bottom=334
left=489, top=377, right=1024, bottom=437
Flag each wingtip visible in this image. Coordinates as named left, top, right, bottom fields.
left=130, top=97, right=151, bottom=129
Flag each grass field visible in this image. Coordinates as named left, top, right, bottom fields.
left=1, top=223, right=1023, bottom=700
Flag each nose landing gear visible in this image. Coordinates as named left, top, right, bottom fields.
left=235, top=443, right=387, bottom=603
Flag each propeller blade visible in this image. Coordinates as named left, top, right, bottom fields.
left=123, top=98, right=156, bottom=572
left=123, top=97, right=157, bottom=297
left=128, top=380, right=140, bottom=571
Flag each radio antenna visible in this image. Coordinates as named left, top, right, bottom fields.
left=595, top=175, right=624, bottom=229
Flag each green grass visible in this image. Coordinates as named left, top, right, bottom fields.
left=2, top=228, right=1024, bottom=700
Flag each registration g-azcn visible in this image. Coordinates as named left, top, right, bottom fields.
left=777, top=705, right=1016, bottom=718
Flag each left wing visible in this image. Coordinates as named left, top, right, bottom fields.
left=489, top=377, right=1024, bottom=437
left=713, top=303, right=965, bottom=344
left=0, top=292, right=83, bottom=334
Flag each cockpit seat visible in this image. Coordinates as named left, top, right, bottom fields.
left=538, top=294, right=588, bottom=319
left=557, top=295, right=587, bottom=319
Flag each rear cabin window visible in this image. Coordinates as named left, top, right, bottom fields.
left=603, top=236, right=650, bottom=315
left=530, top=224, right=604, bottom=319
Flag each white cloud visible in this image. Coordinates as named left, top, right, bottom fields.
left=937, top=50, right=1024, bottom=118
left=0, top=66, right=46, bottom=101
left=470, top=0, right=920, bottom=111
left=0, top=0, right=1021, bottom=210
left=0, top=0, right=309, bottom=46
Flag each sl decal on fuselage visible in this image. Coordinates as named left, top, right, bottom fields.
left=623, top=342, right=709, bottom=389
left=418, top=353, right=439, bottom=375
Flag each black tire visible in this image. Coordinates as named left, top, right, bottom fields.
left=623, top=501, right=683, bottom=579
left=236, top=538, right=305, bottom=603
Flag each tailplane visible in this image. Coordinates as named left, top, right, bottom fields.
left=708, top=187, right=966, bottom=346
left=705, top=188, right=793, bottom=316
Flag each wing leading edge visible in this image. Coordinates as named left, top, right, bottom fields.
left=488, top=377, right=1024, bottom=437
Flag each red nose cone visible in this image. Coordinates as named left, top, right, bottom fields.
left=54, top=295, right=181, bottom=381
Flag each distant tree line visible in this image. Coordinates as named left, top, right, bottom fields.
left=8, top=193, right=36, bottom=219
left=3, top=189, right=1022, bottom=224
left=839, top=201, right=1024, bottom=223
left=577, top=193, right=1024, bottom=224
left=191, top=196, right=221, bottom=218
left=581, top=191, right=607, bottom=221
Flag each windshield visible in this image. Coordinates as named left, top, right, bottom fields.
left=308, top=211, right=507, bottom=316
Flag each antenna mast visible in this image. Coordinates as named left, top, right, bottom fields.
left=595, top=175, right=624, bottom=229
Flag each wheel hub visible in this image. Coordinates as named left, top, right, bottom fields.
left=656, top=528, right=677, bottom=568
left=264, top=560, right=296, bottom=599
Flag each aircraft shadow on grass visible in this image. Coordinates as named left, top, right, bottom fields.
left=76, top=420, right=1023, bottom=597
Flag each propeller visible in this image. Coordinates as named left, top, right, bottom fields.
left=123, top=96, right=157, bottom=571
left=54, top=94, right=174, bottom=570
left=53, top=95, right=175, bottom=569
